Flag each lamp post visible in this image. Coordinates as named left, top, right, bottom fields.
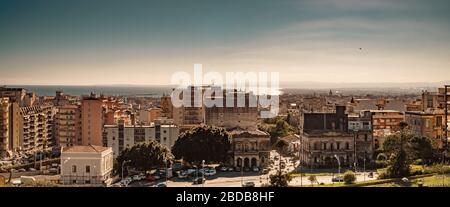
left=202, top=160, right=205, bottom=187
left=363, top=151, right=366, bottom=182
left=121, top=160, right=131, bottom=180
left=334, top=154, right=341, bottom=176
left=353, top=130, right=358, bottom=172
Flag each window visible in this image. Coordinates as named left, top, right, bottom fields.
left=336, top=142, right=340, bottom=150
left=72, top=165, right=77, bottom=173
left=436, top=116, right=442, bottom=127
left=364, top=134, right=368, bottom=142
left=346, top=142, right=350, bottom=150
left=86, top=165, right=90, bottom=173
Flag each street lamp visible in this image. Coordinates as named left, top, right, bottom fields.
left=363, top=151, right=366, bottom=182
left=202, top=160, right=205, bottom=187
left=334, top=154, right=341, bottom=176
left=121, top=160, right=131, bottom=180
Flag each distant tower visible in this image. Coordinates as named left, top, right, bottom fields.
left=329, top=90, right=333, bottom=96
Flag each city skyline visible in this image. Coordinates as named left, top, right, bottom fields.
left=1, top=0, right=450, bottom=85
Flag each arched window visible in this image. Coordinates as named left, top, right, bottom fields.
left=72, top=165, right=77, bottom=173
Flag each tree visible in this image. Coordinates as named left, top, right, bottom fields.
left=116, top=140, right=173, bottom=175
left=409, top=136, right=437, bottom=164
left=343, top=171, right=356, bottom=184
left=383, top=122, right=412, bottom=178
left=171, top=125, right=231, bottom=164
left=269, top=172, right=292, bottom=187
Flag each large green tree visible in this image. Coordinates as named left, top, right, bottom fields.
left=383, top=122, right=412, bottom=178
left=171, top=125, right=231, bottom=164
left=116, top=140, right=173, bottom=174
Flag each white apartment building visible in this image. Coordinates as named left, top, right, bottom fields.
left=103, top=122, right=179, bottom=158
left=60, top=145, right=114, bottom=186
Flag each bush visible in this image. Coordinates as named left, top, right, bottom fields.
left=343, top=171, right=356, bottom=184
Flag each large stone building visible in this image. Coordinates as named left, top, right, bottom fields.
left=205, top=91, right=258, bottom=130
left=299, top=106, right=374, bottom=167
left=229, top=129, right=271, bottom=169
left=103, top=120, right=179, bottom=157
left=60, top=145, right=113, bottom=186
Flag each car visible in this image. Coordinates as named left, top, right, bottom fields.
left=244, top=167, right=250, bottom=172
left=332, top=176, right=344, bottom=182
left=204, top=169, right=216, bottom=176
left=49, top=168, right=58, bottom=174
left=227, top=167, right=234, bottom=172
left=153, top=183, right=167, bottom=187
left=193, top=177, right=206, bottom=185
left=18, top=168, right=26, bottom=172
left=28, top=168, right=37, bottom=172
left=242, top=181, right=255, bottom=187
left=178, top=173, right=188, bottom=179
left=252, top=167, right=259, bottom=172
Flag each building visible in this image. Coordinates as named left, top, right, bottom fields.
left=406, top=110, right=446, bottom=148
left=362, top=110, right=404, bottom=150
left=160, top=95, right=173, bottom=118
left=81, top=94, right=104, bottom=146
left=278, top=134, right=301, bottom=155
left=19, top=104, right=56, bottom=153
left=348, top=113, right=374, bottom=161
left=138, top=108, right=162, bottom=124
left=0, top=87, right=36, bottom=107
left=103, top=120, right=179, bottom=157
left=60, top=145, right=113, bottom=185
left=0, top=98, right=10, bottom=156
left=55, top=105, right=82, bottom=147
left=229, top=129, right=271, bottom=168
left=205, top=91, right=258, bottom=130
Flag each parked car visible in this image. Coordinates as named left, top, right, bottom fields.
left=28, top=168, right=37, bottom=172
left=153, top=183, right=167, bottom=187
left=49, top=168, right=58, bottom=174
left=193, top=177, right=206, bottom=185
left=332, top=176, right=344, bottom=182
left=227, top=167, right=234, bottom=172
left=18, top=168, right=26, bottom=172
left=242, top=181, right=255, bottom=187
left=204, top=169, right=216, bottom=176
left=252, top=167, right=259, bottom=172
left=244, top=167, right=250, bottom=172
left=220, top=167, right=228, bottom=172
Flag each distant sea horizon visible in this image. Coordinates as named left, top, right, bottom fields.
left=6, top=85, right=175, bottom=97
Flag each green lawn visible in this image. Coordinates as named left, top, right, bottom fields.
left=370, top=175, right=450, bottom=187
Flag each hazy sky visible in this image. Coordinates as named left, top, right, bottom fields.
left=1, top=0, right=450, bottom=85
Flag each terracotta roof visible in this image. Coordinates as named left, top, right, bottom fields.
left=62, top=145, right=110, bottom=153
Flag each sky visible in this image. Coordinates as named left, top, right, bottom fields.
left=1, top=0, right=450, bottom=85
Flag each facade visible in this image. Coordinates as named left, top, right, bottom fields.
left=19, top=104, right=56, bottom=153
left=205, top=91, right=258, bottom=130
left=348, top=114, right=374, bottom=161
left=229, top=129, right=271, bottom=168
left=60, top=145, right=113, bottom=185
left=0, top=98, right=9, bottom=156
left=299, top=131, right=356, bottom=167
left=405, top=110, right=446, bottom=148
left=0, top=87, right=36, bottom=107
left=55, top=105, right=82, bottom=147
left=362, top=110, right=404, bottom=150
left=103, top=121, right=179, bottom=157
left=81, top=95, right=104, bottom=146
left=299, top=105, right=373, bottom=167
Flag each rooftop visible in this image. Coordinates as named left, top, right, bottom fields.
left=62, top=145, right=110, bottom=153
